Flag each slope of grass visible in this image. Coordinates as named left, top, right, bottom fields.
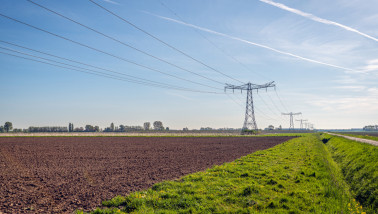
left=323, top=133, right=377, bottom=213
left=81, top=134, right=363, bottom=214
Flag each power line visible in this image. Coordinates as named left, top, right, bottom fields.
left=158, top=0, right=270, bottom=81
left=264, top=92, right=287, bottom=124
left=0, top=50, right=221, bottom=94
left=26, top=0, right=224, bottom=86
left=1, top=40, right=196, bottom=89
left=88, top=0, right=243, bottom=84
left=0, top=40, right=165, bottom=86
left=0, top=13, right=221, bottom=91
left=0, top=45, right=173, bottom=88
left=226, top=93, right=279, bottom=121
left=157, top=1, right=290, bottom=125
left=256, top=93, right=281, bottom=117
left=274, top=87, right=289, bottom=112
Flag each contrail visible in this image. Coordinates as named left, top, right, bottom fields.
left=259, top=0, right=378, bottom=43
left=102, top=0, right=119, bottom=5
left=144, top=11, right=354, bottom=71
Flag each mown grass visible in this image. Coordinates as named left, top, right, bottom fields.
left=323, top=133, right=377, bottom=213
left=79, top=134, right=364, bottom=214
left=334, top=133, right=378, bottom=142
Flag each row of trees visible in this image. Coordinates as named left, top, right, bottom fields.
left=363, top=125, right=378, bottom=131
left=65, top=121, right=167, bottom=132
left=29, top=126, right=68, bottom=132
left=102, top=121, right=166, bottom=132
left=0, top=121, right=168, bottom=133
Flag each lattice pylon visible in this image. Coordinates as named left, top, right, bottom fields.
left=242, top=84, right=257, bottom=131
left=225, top=81, right=275, bottom=133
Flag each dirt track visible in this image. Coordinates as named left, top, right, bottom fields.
left=327, top=133, right=378, bottom=146
left=0, top=136, right=293, bottom=213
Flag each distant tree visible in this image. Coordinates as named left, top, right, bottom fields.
left=267, top=125, right=274, bottom=130
left=110, top=123, right=115, bottom=132
left=143, top=122, right=150, bottom=131
left=119, top=125, right=126, bottom=132
left=13, top=128, right=23, bottom=133
left=85, top=125, right=94, bottom=132
left=68, top=123, right=74, bottom=132
left=94, top=126, right=100, bottom=132
left=74, top=127, right=84, bottom=132
left=153, top=121, right=164, bottom=131
left=183, top=127, right=189, bottom=131
left=0, top=126, right=4, bottom=133
left=165, top=127, right=169, bottom=131
left=4, top=122, right=13, bottom=132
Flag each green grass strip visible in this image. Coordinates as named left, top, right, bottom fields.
left=323, top=133, right=377, bottom=213
left=79, top=134, right=363, bottom=214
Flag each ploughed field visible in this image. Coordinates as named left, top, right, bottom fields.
left=0, top=136, right=294, bottom=213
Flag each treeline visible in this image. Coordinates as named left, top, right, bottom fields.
left=29, top=126, right=68, bottom=132
left=363, top=125, right=378, bottom=131
left=0, top=121, right=168, bottom=133
left=102, top=121, right=166, bottom=132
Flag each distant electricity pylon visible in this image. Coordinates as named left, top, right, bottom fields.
left=296, top=119, right=308, bottom=129
left=282, top=112, right=302, bottom=129
left=225, top=81, right=275, bottom=133
left=304, top=122, right=314, bottom=130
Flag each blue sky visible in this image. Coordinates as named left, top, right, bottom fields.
left=0, top=0, right=377, bottom=130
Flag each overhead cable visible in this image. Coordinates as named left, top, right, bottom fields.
left=26, top=0, right=225, bottom=86
left=0, top=50, right=221, bottom=94
left=88, top=0, right=244, bottom=84
left=158, top=0, right=270, bottom=81
left=0, top=13, right=221, bottom=91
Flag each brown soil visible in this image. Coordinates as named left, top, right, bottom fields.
left=0, top=136, right=294, bottom=213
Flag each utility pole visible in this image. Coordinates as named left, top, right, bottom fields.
left=296, top=119, right=308, bottom=129
left=282, top=112, right=302, bottom=129
left=304, top=122, right=309, bottom=130
left=225, top=81, right=275, bottom=134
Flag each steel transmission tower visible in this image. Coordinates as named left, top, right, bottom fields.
left=296, top=119, right=308, bottom=129
left=282, top=112, right=302, bottom=129
left=225, top=81, right=275, bottom=133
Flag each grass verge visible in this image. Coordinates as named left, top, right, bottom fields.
left=323, top=133, right=377, bottom=213
left=79, top=134, right=363, bottom=214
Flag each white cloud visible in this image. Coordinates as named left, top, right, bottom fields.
left=259, top=0, right=378, bottom=42
left=333, top=75, right=357, bottom=84
left=334, top=85, right=366, bottom=92
left=367, top=87, right=378, bottom=95
left=307, top=87, right=378, bottom=113
left=358, top=58, right=378, bottom=73
left=144, top=11, right=355, bottom=72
